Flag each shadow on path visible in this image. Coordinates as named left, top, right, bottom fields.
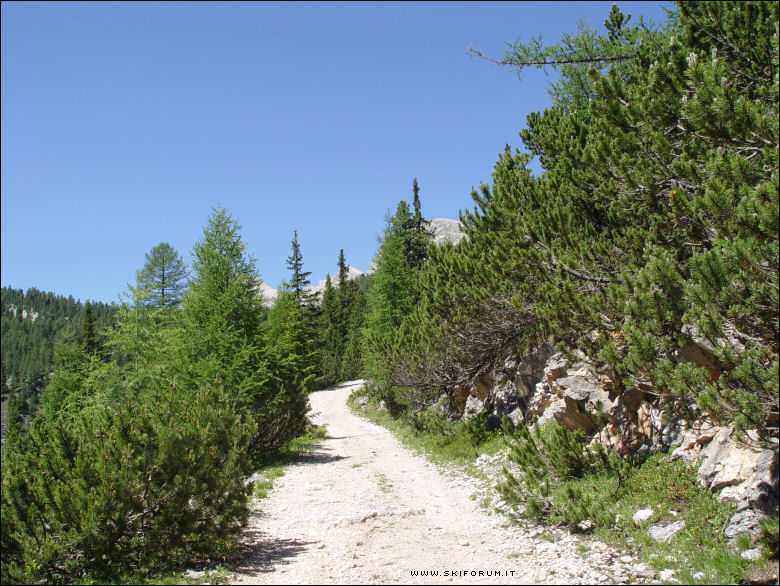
left=231, top=528, right=316, bottom=576
left=318, top=380, right=367, bottom=392
left=296, top=448, right=347, bottom=465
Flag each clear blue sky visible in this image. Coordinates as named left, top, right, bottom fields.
left=2, top=1, right=671, bottom=304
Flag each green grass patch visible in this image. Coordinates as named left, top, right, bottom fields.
left=574, top=453, right=750, bottom=584
left=348, top=386, right=504, bottom=468
left=499, top=420, right=767, bottom=585
left=74, top=565, right=230, bottom=585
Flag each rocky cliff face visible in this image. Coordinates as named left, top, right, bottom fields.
left=425, top=217, right=465, bottom=246
left=441, top=342, right=778, bottom=542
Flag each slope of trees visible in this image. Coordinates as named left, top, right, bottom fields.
left=0, top=207, right=314, bottom=583
left=1, top=287, right=116, bottom=424
left=365, top=1, right=778, bottom=436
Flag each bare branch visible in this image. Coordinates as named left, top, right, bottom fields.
left=466, top=46, right=636, bottom=69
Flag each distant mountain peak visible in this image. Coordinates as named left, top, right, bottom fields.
left=256, top=218, right=463, bottom=304
left=426, top=217, right=465, bottom=246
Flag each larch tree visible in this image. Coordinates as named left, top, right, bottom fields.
left=136, top=242, right=188, bottom=309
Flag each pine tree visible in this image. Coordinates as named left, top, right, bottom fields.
left=136, top=242, right=188, bottom=309
left=2, top=224, right=255, bottom=582
left=412, top=177, right=422, bottom=228
left=80, top=301, right=97, bottom=355
left=389, top=1, right=778, bottom=434
left=283, top=230, right=315, bottom=308
left=318, top=274, right=341, bottom=386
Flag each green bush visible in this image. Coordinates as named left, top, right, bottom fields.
left=1, top=381, right=252, bottom=584
left=499, top=421, right=625, bottom=524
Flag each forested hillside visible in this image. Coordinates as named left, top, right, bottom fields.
left=363, top=1, right=778, bottom=437
left=1, top=287, right=116, bottom=422
left=0, top=205, right=377, bottom=584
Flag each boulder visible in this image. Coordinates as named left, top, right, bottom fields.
left=514, top=343, right=555, bottom=377
left=724, top=508, right=764, bottom=539
left=676, top=324, right=722, bottom=378
left=505, top=407, right=524, bottom=428
left=543, top=364, right=618, bottom=433
left=535, top=398, right=567, bottom=428
left=463, top=395, right=485, bottom=420
left=698, top=428, right=761, bottom=493
left=621, top=386, right=647, bottom=412
left=488, top=380, right=523, bottom=427
left=556, top=395, right=598, bottom=432
left=670, top=419, right=719, bottom=462
left=473, top=374, right=493, bottom=402
left=594, top=422, right=646, bottom=455
left=450, top=386, right=470, bottom=419
left=526, top=380, right=556, bottom=419
left=741, top=548, right=762, bottom=561
left=648, top=520, right=686, bottom=543
left=544, top=353, right=568, bottom=382
left=632, top=509, right=653, bottom=524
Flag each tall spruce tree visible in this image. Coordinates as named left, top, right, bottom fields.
left=412, top=177, right=422, bottom=227
left=80, top=301, right=97, bottom=355
left=283, top=230, right=314, bottom=308
left=318, top=274, right=341, bottom=385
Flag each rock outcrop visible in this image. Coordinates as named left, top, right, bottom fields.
left=426, top=217, right=466, bottom=246
left=443, top=342, right=779, bottom=541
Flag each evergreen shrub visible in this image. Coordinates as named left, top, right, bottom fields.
left=1, top=381, right=252, bottom=584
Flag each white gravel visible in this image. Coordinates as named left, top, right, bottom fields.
left=228, top=381, right=631, bottom=585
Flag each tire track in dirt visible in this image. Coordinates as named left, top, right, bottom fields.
left=228, top=381, right=616, bottom=585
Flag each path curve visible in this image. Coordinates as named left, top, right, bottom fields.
left=229, top=381, right=620, bottom=585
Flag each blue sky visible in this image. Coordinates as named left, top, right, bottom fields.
left=1, top=1, right=672, bottom=304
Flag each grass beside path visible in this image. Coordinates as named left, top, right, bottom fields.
left=348, top=385, right=779, bottom=585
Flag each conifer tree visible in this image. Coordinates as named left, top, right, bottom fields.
left=318, top=274, right=341, bottom=385
left=183, top=207, right=275, bottom=446
left=2, top=214, right=257, bottom=582
left=265, top=292, right=316, bottom=436
left=80, top=301, right=97, bottom=355
left=337, top=249, right=349, bottom=290
left=388, top=1, right=778, bottom=433
left=406, top=178, right=431, bottom=269
left=284, top=230, right=314, bottom=308
left=136, top=242, right=188, bottom=309
left=412, top=177, right=422, bottom=227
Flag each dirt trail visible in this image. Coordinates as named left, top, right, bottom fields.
left=228, top=381, right=617, bottom=585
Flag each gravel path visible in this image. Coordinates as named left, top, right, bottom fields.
left=228, top=381, right=629, bottom=585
